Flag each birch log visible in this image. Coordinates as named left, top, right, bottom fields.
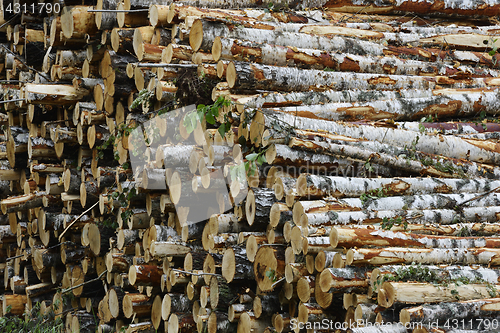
left=296, top=175, right=500, bottom=198
left=228, top=61, right=498, bottom=92
left=260, top=110, right=500, bottom=166
left=350, top=247, right=500, bottom=266
left=213, top=36, right=500, bottom=77
left=323, top=0, right=500, bottom=18
left=399, top=298, right=500, bottom=326
left=379, top=281, right=500, bottom=308
left=263, top=91, right=500, bottom=121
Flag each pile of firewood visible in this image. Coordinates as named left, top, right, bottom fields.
left=1, top=0, right=500, bottom=332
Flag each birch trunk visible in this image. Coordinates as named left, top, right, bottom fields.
left=290, top=133, right=500, bottom=179
left=301, top=206, right=500, bottom=228
left=318, top=267, right=370, bottom=293
left=264, top=90, right=500, bottom=121
left=214, top=36, right=500, bottom=77
left=261, top=110, right=500, bottom=166
left=350, top=247, right=500, bottom=266
left=399, top=298, right=500, bottom=326
left=296, top=174, right=500, bottom=198
left=228, top=61, right=493, bottom=92
left=331, top=227, right=500, bottom=249
left=379, top=281, right=500, bottom=308
left=323, top=0, right=500, bottom=18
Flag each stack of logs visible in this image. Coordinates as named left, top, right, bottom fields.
left=2, top=0, right=500, bottom=332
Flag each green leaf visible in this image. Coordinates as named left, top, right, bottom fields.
left=206, top=111, right=215, bottom=125
left=257, top=154, right=267, bottom=165
left=246, top=153, right=258, bottom=161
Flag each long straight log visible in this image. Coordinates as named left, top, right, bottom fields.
left=261, top=110, right=500, bottom=167
left=297, top=175, right=500, bottom=199
left=351, top=247, right=500, bottom=266
left=213, top=36, right=500, bottom=77
left=264, top=90, right=500, bottom=121
left=379, top=281, right=500, bottom=308
left=323, top=0, right=500, bottom=17
left=301, top=207, right=500, bottom=227
left=399, top=298, right=500, bottom=326
left=227, top=61, right=497, bottom=92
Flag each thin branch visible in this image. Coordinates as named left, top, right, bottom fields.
left=271, top=277, right=285, bottom=289
left=1, top=45, right=51, bottom=82
left=134, top=63, right=199, bottom=68
left=0, top=99, right=25, bottom=104
left=58, top=201, right=99, bottom=241
left=171, top=268, right=221, bottom=277
left=456, top=186, right=500, bottom=208
left=61, top=270, right=107, bottom=295
left=87, top=9, right=148, bottom=12
left=6, top=254, right=23, bottom=261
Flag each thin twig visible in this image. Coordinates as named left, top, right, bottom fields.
left=1, top=45, right=51, bottom=82
left=456, top=186, right=500, bottom=208
left=61, top=270, right=107, bottom=295
left=134, top=63, right=199, bottom=68
left=171, top=268, right=221, bottom=277
left=58, top=201, right=99, bottom=241
left=0, top=98, right=25, bottom=104
left=271, top=277, right=285, bottom=289
left=6, top=254, right=23, bottom=261
left=87, top=9, right=148, bottom=12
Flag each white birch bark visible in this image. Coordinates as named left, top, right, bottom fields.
left=261, top=110, right=500, bottom=165
left=216, top=36, right=500, bottom=76
left=298, top=174, right=500, bottom=198
left=302, top=207, right=500, bottom=228
left=264, top=90, right=500, bottom=121
left=228, top=61, right=493, bottom=92
left=351, top=247, right=500, bottom=266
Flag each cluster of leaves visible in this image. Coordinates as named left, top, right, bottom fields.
left=375, top=263, right=492, bottom=300
left=183, top=96, right=232, bottom=138
left=381, top=216, right=409, bottom=231
left=130, top=88, right=154, bottom=111
left=185, top=97, right=270, bottom=181
left=360, top=186, right=388, bottom=204
left=265, top=268, right=278, bottom=283
left=0, top=304, right=64, bottom=333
